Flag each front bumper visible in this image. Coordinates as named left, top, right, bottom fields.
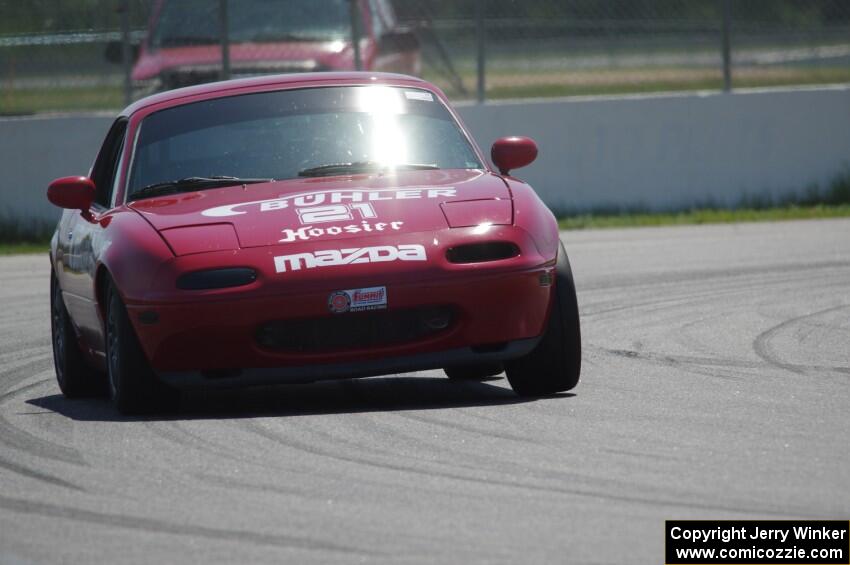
left=125, top=227, right=556, bottom=386
left=158, top=336, right=541, bottom=389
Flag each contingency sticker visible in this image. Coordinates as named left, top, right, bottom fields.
left=404, top=90, right=434, bottom=102
left=328, top=286, right=387, bottom=314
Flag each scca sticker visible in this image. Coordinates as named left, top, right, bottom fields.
left=327, top=291, right=351, bottom=313
left=328, top=286, right=387, bottom=314
left=274, top=244, right=426, bottom=273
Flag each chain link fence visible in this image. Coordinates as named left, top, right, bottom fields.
left=1, top=0, right=849, bottom=115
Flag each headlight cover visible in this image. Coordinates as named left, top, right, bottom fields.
left=440, top=199, right=513, bottom=228
left=160, top=224, right=240, bottom=256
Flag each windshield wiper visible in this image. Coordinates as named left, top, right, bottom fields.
left=298, top=161, right=439, bottom=178
left=128, top=176, right=273, bottom=201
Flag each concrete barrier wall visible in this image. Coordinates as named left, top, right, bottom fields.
left=457, top=85, right=850, bottom=211
left=1, top=85, right=849, bottom=224
left=0, top=114, right=112, bottom=224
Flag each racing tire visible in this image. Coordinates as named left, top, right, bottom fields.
left=51, top=270, right=105, bottom=397
left=444, top=363, right=504, bottom=381
left=105, top=280, right=177, bottom=414
left=505, top=241, right=581, bottom=396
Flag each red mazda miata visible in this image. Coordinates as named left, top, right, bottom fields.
left=47, top=72, right=581, bottom=413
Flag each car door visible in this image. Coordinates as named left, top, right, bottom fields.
left=59, top=118, right=128, bottom=360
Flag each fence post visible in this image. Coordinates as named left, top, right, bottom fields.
left=350, top=0, right=363, bottom=71
left=476, top=0, right=486, bottom=103
left=120, top=0, right=132, bottom=105
left=220, top=0, right=230, bottom=80
left=721, top=0, right=732, bottom=92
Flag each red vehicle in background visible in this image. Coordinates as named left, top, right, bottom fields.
left=118, top=0, right=419, bottom=96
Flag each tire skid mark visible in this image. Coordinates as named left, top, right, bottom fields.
left=231, top=380, right=529, bottom=474
left=0, top=378, right=52, bottom=404
left=334, top=377, right=544, bottom=449
left=601, top=447, right=685, bottom=462
left=0, top=364, right=87, bottom=466
left=360, top=410, right=559, bottom=475
left=598, top=347, right=753, bottom=370
left=581, top=267, right=849, bottom=319
left=0, top=370, right=85, bottom=491
left=0, top=456, right=82, bottom=492
left=395, top=410, right=539, bottom=444
left=193, top=470, right=464, bottom=558
left=243, top=415, right=443, bottom=470
left=591, top=346, right=750, bottom=381
left=584, top=275, right=813, bottom=320
left=0, top=353, right=52, bottom=378
left=0, top=346, right=50, bottom=363
left=192, top=471, right=317, bottom=499
left=241, top=394, right=539, bottom=477
left=577, top=260, right=850, bottom=293
left=753, top=304, right=850, bottom=376
left=583, top=284, right=767, bottom=320
left=584, top=268, right=848, bottom=382
left=146, top=417, right=332, bottom=480
left=144, top=421, right=260, bottom=467
left=239, top=419, right=814, bottom=517
left=326, top=414, right=520, bottom=475
left=0, top=495, right=375, bottom=556
left=242, top=417, right=506, bottom=484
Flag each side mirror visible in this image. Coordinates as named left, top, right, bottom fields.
left=378, top=28, right=419, bottom=53
left=105, top=40, right=140, bottom=64
left=47, top=177, right=96, bottom=215
left=491, top=136, right=538, bottom=175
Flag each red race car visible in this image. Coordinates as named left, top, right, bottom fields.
left=112, top=0, right=420, bottom=96
left=47, top=72, right=581, bottom=413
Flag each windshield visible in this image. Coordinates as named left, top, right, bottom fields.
left=151, top=0, right=353, bottom=46
left=127, top=86, right=482, bottom=196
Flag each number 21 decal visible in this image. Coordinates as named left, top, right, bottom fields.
left=296, top=203, right=377, bottom=225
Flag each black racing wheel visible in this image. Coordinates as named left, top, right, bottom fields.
left=505, top=241, right=581, bottom=396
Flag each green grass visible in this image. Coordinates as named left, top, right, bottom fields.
left=0, top=85, right=123, bottom=115
left=426, top=66, right=850, bottom=101
left=558, top=169, right=850, bottom=230
left=3, top=66, right=850, bottom=114
left=558, top=203, right=850, bottom=230
left=486, top=79, right=722, bottom=100
left=0, top=242, right=50, bottom=255
left=0, top=214, right=53, bottom=254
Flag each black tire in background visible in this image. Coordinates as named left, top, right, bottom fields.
left=105, top=280, right=177, bottom=414
left=51, top=270, right=105, bottom=397
left=444, top=363, right=504, bottom=381
left=505, top=241, right=581, bottom=396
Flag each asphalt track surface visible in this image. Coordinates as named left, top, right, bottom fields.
left=0, top=219, right=848, bottom=564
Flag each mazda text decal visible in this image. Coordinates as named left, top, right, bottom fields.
left=202, top=187, right=456, bottom=218
left=280, top=221, right=404, bottom=243
left=274, top=244, right=426, bottom=273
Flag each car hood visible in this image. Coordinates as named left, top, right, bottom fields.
left=132, top=42, right=353, bottom=81
left=129, top=169, right=511, bottom=250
